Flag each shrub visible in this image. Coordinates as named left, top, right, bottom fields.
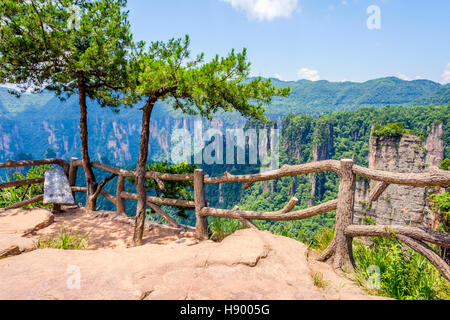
left=209, top=218, right=245, bottom=242
left=372, top=123, right=417, bottom=138
left=36, top=228, right=89, bottom=250
left=310, top=226, right=335, bottom=251
left=0, top=165, right=53, bottom=209
left=309, top=225, right=450, bottom=300
left=353, top=236, right=449, bottom=300
left=312, top=271, right=328, bottom=288
left=440, top=158, right=450, bottom=171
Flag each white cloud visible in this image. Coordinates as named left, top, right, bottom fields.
left=222, top=0, right=298, bottom=21
left=273, top=74, right=284, bottom=80
left=441, top=62, right=450, bottom=84
left=396, top=73, right=424, bottom=81
left=297, top=67, right=320, bottom=81
left=395, top=73, right=411, bottom=81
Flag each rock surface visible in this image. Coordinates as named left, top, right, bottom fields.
left=0, top=208, right=54, bottom=235
left=354, top=133, right=443, bottom=228
left=0, top=227, right=386, bottom=300
left=0, top=208, right=54, bottom=257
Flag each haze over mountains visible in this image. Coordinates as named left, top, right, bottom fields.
left=0, top=76, right=449, bottom=165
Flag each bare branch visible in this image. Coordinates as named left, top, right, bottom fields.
left=204, top=161, right=341, bottom=185
left=344, top=225, right=450, bottom=248
left=4, top=194, right=44, bottom=210
left=91, top=173, right=117, bottom=201
left=0, top=178, right=44, bottom=189
left=369, top=181, right=389, bottom=202
left=231, top=206, right=260, bottom=230
left=396, top=234, right=450, bottom=282
left=146, top=202, right=181, bottom=228
left=200, top=199, right=337, bottom=221
left=353, top=165, right=450, bottom=187
left=120, top=191, right=195, bottom=208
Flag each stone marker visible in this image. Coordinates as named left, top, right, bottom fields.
left=43, top=168, right=75, bottom=205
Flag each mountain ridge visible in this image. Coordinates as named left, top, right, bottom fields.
left=1, top=76, right=448, bottom=119
left=0, top=76, right=449, bottom=165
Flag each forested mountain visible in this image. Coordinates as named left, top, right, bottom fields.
left=230, top=104, right=449, bottom=240
left=0, top=76, right=449, bottom=166
left=265, top=77, right=444, bottom=116
left=1, top=78, right=449, bottom=237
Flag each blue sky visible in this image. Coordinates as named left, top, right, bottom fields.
left=127, top=0, right=450, bottom=83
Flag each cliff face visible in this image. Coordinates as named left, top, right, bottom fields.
left=309, top=122, right=334, bottom=206
left=0, top=113, right=227, bottom=167
left=353, top=124, right=444, bottom=228
left=425, top=122, right=444, bottom=167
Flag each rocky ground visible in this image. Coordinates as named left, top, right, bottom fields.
left=0, top=207, right=388, bottom=300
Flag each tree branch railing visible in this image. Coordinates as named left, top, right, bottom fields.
left=0, top=158, right=70, bottom=210
left=1, top=157, right=449, bottom=281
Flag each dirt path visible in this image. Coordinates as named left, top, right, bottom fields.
left=32, top=207, right=195, bottom=249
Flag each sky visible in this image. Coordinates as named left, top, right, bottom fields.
left=126, top=0, right=450, bottom=84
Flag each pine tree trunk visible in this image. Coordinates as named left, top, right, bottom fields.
left=133, top=101, right=155, bottom=246
left=78, top=77, right=98, bottom=212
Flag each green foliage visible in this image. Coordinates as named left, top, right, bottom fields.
left=364, top=216, right=376, bottom=225
left=263, top=77, right=447, bottom=117
left=0, top=165, right=52, bottom=208
left=209, top=218, right=245, bottom=242
left=440, top=158, right=450, bottom=171
left=353, top=237, right=449, bottom=300
left=312, top=271, right=329, bottom=288
left=372, top=122, right=417, bottom=138
left=431, top=192, right=450, bottom=214
left=429, top=192, right=450, bottom=234
left=36, top=228, right=89, bottom=250
left=306, top=226, right=449, bottom=299
left=0, top=0, right=135, bottom=108
left=234, top=104, right=449, bottom=232
left=127, top=35, right=290, bottom=121
left=310, top=226, right=335, bottom=251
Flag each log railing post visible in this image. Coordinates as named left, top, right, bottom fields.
left=333, top=159, right=356, bottom=272
left=68, top=157, right=79, bottom=199
left=116, top=174, right=126, bottom=216
left=194, top=169, right=208, bottom=240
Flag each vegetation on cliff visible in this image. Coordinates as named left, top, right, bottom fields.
left=372, top=123, right=418, bottom=138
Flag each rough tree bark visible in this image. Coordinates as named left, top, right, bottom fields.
left=317, top=159, right=356, bottom=273
left=344, top=225, right=450, bottom=281
left=116, top=175, right=126, bottom=216
left=344, top=225, right=450, bottom=248
left=332, top=159, right=356, bottom=272
left=199, top=198, right=337, bottom=221
left=396, top=234, right=450, bottom=282
left=68, top=157, right=79, bottom=199
left=78, top=76, right=98, bottom=212
left=194, top=169, right=209, bottom=240
left=133, top=100, right=155, bottom=246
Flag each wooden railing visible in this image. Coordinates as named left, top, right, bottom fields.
left=0, top=158, right=69, bottom=209
left=1, top=157, right=449, bottom=281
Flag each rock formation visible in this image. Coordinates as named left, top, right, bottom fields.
left=353, top=123, right=444, bottom=228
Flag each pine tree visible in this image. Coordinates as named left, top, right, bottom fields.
left=0, top=0, right=135, bottom=210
